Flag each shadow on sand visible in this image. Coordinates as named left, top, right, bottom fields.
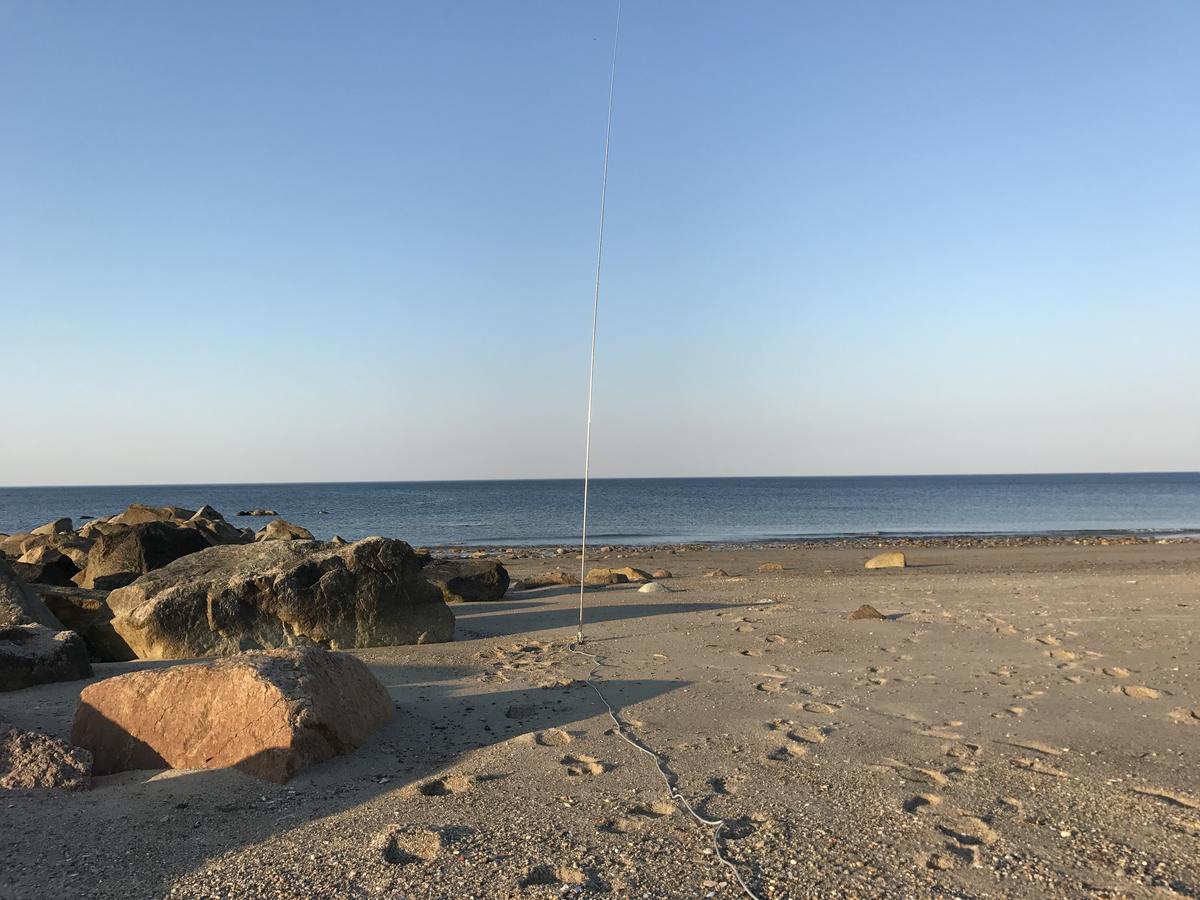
left=3, top=592, right=724, bottom=897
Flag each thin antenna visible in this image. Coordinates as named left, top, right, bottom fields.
left=578, top=0, right=622, bottom=645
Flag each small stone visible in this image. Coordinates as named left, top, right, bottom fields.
left=848, top=604, right=886, bottom=621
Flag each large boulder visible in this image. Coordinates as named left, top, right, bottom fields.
left=1, top=723, right=92, bottom=790
left=30, top=517, right=73, bottom=536
left=420, top=559, right=510, bottom=602
left=0, top=625, right=92, bottom=691
left=511, top=569, right=581, bottom=591
left=255, top=519, right=315, bottom=542
left=76, top=521, right=211, bottom=590
left=584, top=566, right=652, bottom=586
left=0, top=557, right=62, bottom=629
left=864, top=551, right=906, bottom=570
left=71, top=647, right=394, bottom=783
left=16, top=544, right=81, bottom=586
left=107, top=537, right=454, bottom=660
left=187, top=508, right=252, bottom=547
left=109, top=504, right=195, bottom=526
left=0, top=533, right=33, bottom=559
left=35, top=585, right=136, bottom=662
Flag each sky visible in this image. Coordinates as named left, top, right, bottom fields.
left=1, top=1, right=1198, bottom=486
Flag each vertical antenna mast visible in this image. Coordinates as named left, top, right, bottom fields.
left=578, top=0, right=622, bottom=645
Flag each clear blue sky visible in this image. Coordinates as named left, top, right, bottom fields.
left=2, top=1, right=1197, bottom=486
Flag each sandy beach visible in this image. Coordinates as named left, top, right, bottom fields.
left=1, top=541, right=1196, bottom=898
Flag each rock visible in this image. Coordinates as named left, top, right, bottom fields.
left=704, top=569, right=730, bottom=578
left=0, top=533, right=33, bottom=559
left=328, top=535, right=348, bottom=547
left=420, top=558, right=509, bottom=602
left=638, top=582, right=670, bottom=593
left=34, top=585, right=136, bottom=662
left=0, top=626, right=92, bottom=691
left=191, top=504, right=225, bottom=522
left=865, top=551, right=906, bottom=569
left=30, top=518, right=73, bottom=536
left=109, top=504, right=196, bottom=526
left=107, top=537, right=453, bottom=659
left=78, top=518, right=116, bottom=539
left=76, top=521, right=211, bottom=590
left=848, top=604, right=886, bottom=621
left=758, top=562, right=783, bottom=572
left=71, top=647, right=394, bottom=783
left=0, top=723, right=92, bottom=790
left=16, top=544, right=80, bottom=585
left=585, top=568, right=627, bottom=586
left=651, top=569, right=673, bottom=579
left=254, top=519, right=315, bottom=542
left=512, top=570, right=580, bottom=591
left=238, top=509, right=278, bottom=517
left=0, top=557, right=63, bottom=629
left=585, top=566, right=651, bottom=586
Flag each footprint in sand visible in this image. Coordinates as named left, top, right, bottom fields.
left=1130, top=787, right=1199, bottom=810
left=904, top=793, right=942, bottom=814
left=420, top=774, right=474, bottom=796
left=741, top=649, right=764, bottom=657
left=801, top=701, right=840, bottom=715
left=944, top=742, right=982, bottom=760
left=1168, top=708, right=1200, bottom=726
left=1121, top=685, right=1160, bottom=700
left=1012, top=757, right=1068, bottom=778
left=1103, top=666, right=1132, bottom=678
left=787, top=725, right=832, bottom=745
left=768, top=744, right=806, bottom=761
left=765, top=634, right=787, bottom=644
left=1002, top=739, right=1064, bottom=757
left=536, top=728, right=572, bottom=747
left=756, top=681, right=787, bottom=694
left=876, top=759, right=950, bottom=786
left=373, top=825, right=443, bottom=865
left=938, top=813, right=999, bottom=847
left=561, top=754, right=608, bottom=777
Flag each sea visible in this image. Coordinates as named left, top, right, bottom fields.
left=1, top=473, right=1198, bottom=547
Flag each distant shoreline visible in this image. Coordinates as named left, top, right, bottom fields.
left=428, top=530, right=1200, bottom=553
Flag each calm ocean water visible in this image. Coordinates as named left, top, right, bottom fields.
left=1, top=474, right=1198, bottom=546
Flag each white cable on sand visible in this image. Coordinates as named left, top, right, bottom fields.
left=571, top=5, right=762, bottom=898
left=570, top=646, right=764, bottom=900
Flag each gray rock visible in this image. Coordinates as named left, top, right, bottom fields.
left=107, top=537, right=454, bottom=659
left=109, top=504, right=196, bottom=526
left=0, top=625, right=92, bottom=692
left=76, top=521, right=211, bottom=590
left=0, top=557, right=62, bottom=629
left=254, top=519, right=315, bottom=542
left=34, top=585, right=135, bottom=662
left=420, top=558, right=510, bottom=602
left=30, top=518, right=73, bottom=537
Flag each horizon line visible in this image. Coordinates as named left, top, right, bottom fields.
left=2, top=469, right=1198, bottom=491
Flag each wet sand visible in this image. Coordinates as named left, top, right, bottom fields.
left=2, top=542, right=1198, bottom=898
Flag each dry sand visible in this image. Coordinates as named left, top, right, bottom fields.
left=2, top=542, right=1198, bottom=898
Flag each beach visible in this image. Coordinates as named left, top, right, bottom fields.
left=3, top=540, right=1197, bottom=898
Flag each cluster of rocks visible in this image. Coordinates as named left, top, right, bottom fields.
left=1, top=503, right=512, bottom=688
left=0, top=503, right=522, bottom=791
